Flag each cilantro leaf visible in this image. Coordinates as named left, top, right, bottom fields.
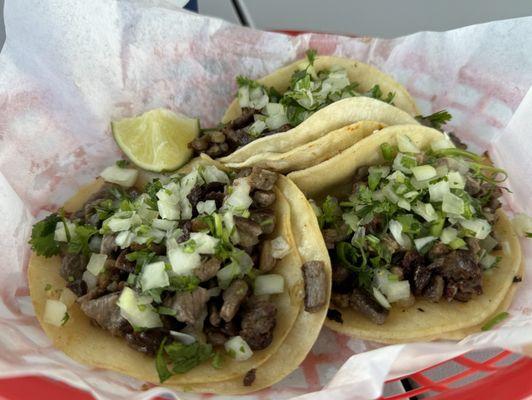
left=156, top=341, right=213, bottom=382
left=29, top=213, right=61, bottom=257
left=156, top=338, right=173, bottom=383
left=236, top=75, right=261, bottom=89
left=126, top=250, right=157, bottom=272
left=116, top=159, right=129, bottom=168
left=211, top=351, right=223, bottom=369
left=168, top=275, right=200, bottom=293
left=318, top=196, right=342, bottom=228
left=67, top=224, right=98, bottom=255
left=61, top=312, right=70, bottom=326
left=144, top=179, right=163, bottom=210
left=366, top=85, right=395, bottom=104
left=416, top=110, right=452, bottom=130
left=306, top=48, right=317, bottom=65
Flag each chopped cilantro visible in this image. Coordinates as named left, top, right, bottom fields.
left=29, top=213, right=61, bottom=257
left=126, top=250, right=156, bottom=271
left=305, top=48, right=317, bottom=65
left=61, top=312, right=70, bottom=326
left=416, top=110, right=452, bottom=130
left=211, top=351, right=223, bottom=369
left=116, top=159, right=129, bottom=168
left=318, top=196, right=342, bottom=228
left=144, top=179, right=163, bottom=210
left=44, top=284, right=52, bottom=291
left=481, top=312, right=509, bottom=331
left=157, top=306, right=177, bottom=316
left=156, top=340, right=213, bottom=382
left=66, top=224, right=98, bottom=255
left=168, top=275, right=200, bottom=293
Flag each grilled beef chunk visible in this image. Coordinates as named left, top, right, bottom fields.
left=401, top=250, right=425, bottom=278
left=248, top=167, right=278, bottom=191
left=448, top=132, right=467, bottom=149
left=220, top=280, right=249, bottom=322
left=243, top=369, right=257, bottom=387
left=322, top=226, right=349, bottom=250
left=253, top=190, right=276, bottom=208
left=125, top=329, right=166, bottom=355
left=239, top=299, right=277, bottom=350
left=366, top=215, right=384, bottom=235
left=302, top=261, right=328, bottom=312
left=165, top=287, right=210, bottom=325
left=60, top=253, right=87, bottom=282
left=259, top=241, right=276, bottom=272
left=115, top=251, right=135, bottom=273
left=437, top=251, right=482, bottom=301
left=177, top=220, right=192, bottom=243
left=331, top=292, right=350, bottom=309
left=263, top=123, right=292, bottom=135
left=250, top=209, right=275, bottom=235
left=208, top=303, right=222, bottom=327
left=327, top=309, right=343, bottom=324
left=187, top=186, right=204, bottom=214
left=428, top=242, right=451, bottom=261
left=423, top=275, right=445, bottom=302
left=78, top=286, right=107, bottom=303
left=194, top=257, right=221, bottom=282
left=206, top=330, right=227, bottom=346
left=228, top=107, right=256, bottom=130
left=100, top=235, right=117, bottom=255
left=224, top=128, right=252, bottom=148
left=331, top=264, right=353, bottom=293
left=97, top=266, right=122, bottom=290
left=465, top=176, right=481, bottom=195
left=79, top=292, right=130, bottom=336
left=349, top=288, right=389, bottom=325
left=234, top=216, right=262, bottom=247
left=60, top=253, right=88, bottom=296
left=189, top=135, right=209, bottom=151
left=221, top=319, right=239, bottom=337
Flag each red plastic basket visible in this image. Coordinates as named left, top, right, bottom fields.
left=0, top=349, right=531, bottom=399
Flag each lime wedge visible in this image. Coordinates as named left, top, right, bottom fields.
left=112, top=109, right=199, bottom=172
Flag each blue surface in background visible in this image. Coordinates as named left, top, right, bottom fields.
left=185, top=0, right=198, bottom=12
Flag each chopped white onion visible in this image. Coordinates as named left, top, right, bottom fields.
left=397, top=199, right=411, bottom=210
left=271, top=236, right=291, bottom=259
left=411, top=165, right=437, bottom=181
left=140, top=261, right=170, bottom=291
left=196, top=200, right=217, bottom=215
left=248, top=119, right=267, bottom=136
left=414, top=236, right=437, bottom=251
left=372, top=287, right=391, bottom=309
left=225, top=336, right=253, bottom=361
left=43, top=299, right=68, bottom=327
left=459, top=218, right=491, bottom=239
left=389, top=220, right=411, bottom=249
left=447, top=171, right=466, bottom=189
left=86, top=253, right=108, bottom=276
left=100, top=165, right=138, bottom=188
left=168, top=246, right=201, bottom=276
left=54, top=221, right=77, bottom=242
left=442, top=192, right=465, bottom=215
left=412, top=202, right=437, bottom=222
left=169, top=331, right=196, bottom=345
left=440, top=227, right=458, bottom=244
left=254, top=274, right=285, bottom=296
left=82, top=270, right=98, bottom=291
left=117, top=287, right=162, bottom=328
left=115, top=230, right=135, bottom=248
left=429, top=180, right=450, bottom=202
left=158, top=200, right=180, bottom=220
left=386, top=170, right=406, bottom=183
left=217, top=262, right=241, bottom=289
left=384, top=280, right=412, bottom=303
left=202, top=165, right=230, bottom=185
left=480, top=254, right=498, bottom=270
left=189, top=232, right=219, bottom=254
left=397, top=134, right=420, bottom=153
left=223, top=178, right=253, bottom=215
left=152, top=219, right=177, bottom=231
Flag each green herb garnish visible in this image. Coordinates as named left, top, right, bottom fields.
left=29, top=213, right=61, bottom=257
left=481, top=312, right=509, bottom=331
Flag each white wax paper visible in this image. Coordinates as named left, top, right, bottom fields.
left=0, top=1, right=531, bottom=399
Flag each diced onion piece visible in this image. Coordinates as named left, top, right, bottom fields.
left=189, top=232, right=219, bottom=254
left=196, top=200, right=217, bottom=215
left=440, top=227, right=458, bottom=244
left=107, top=217, right=133, bottom=232
left=59, top=288, right=77, bottom=308
left=480, top=235, right=498, bottom=253
left=480, top=254, right=498, bottom=270
left=54, top=221, right=77, bottom=242
left=397, top=199, right=411, bottom=210
left=372, top=287, right=391, bottom=309
left=373, top=269, right=390, bottom=290
left=459, top=218, right=491, bottom=239
left=217, top=262, right=241, bottom=289
left=158, top=200, right=180, bottom=220
left=412, top=202, right=437, bottom=222
left=431, top=137, right=455, bottom=151
left=502, top=241, right=511, bottom=255
left=386, top=170, right=406, bottom=183
left=442, top=192, right=464, bottom=215
left=117, top=287, right=162, bottom=328
left=223, top=211, right=239, bottom=244
left=86, top=253, right=108, bottom=276
left=254, top=274, right=285, bottom=295
left=429, top=180, right=450, bottom=202
left=168, top=246, right=201, bottom=276
left=411, top=165, right=437, bottom=181
left=248, top=119, right=266, bottom=136
left=115, top=230, right=135, bottom=248
left=237, top=85, right=250, bottom=108
left=342, top=212, right=359, bottom=231
left=249, top=86, right=269, bottom=110
left=43, top=299, right=68, bottom=327
left=382, top=184, right=400, bottom=204
left=271, top=236, right=291, bottom=259
left=82, top=270, right=98, bottom=291
left=511, top=213, right=532, bottom=237
left=384, top=280, right=411, bottom=303
left=100, top=165, right=138, bottom=188
left=435, top=164, right=449, bottom=178
left=224, top=178, right=252, bottom=215
left=156, top=182, right=180, bottom=202
left=397, top=134, right=420, bottom=153
left=447, top=171, right=465, bottom=189
left=225, top=336, right=253, bottom=361
left=152, top=219, right=177, bottom=231
left=404, top=190, right=419, bottom=200
left=414, top=236, right=437, bottom=251
left=140, top=261, right=169, bottom=291
left=389, top=220, right=411, bottom=249
left=169, top=331, right=196, bottom=345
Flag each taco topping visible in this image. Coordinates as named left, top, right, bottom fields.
left=190, top=50, right=396, bottom=158
left=30, top=165, right=292, bottom=382
left=316, top=135, right=508, bottom=324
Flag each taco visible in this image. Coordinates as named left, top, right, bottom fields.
left=28, top=159, right=330, bottom=391
left=288, top=125, right=523, bottom=342
left=189, top=51, right=419, bottom=164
